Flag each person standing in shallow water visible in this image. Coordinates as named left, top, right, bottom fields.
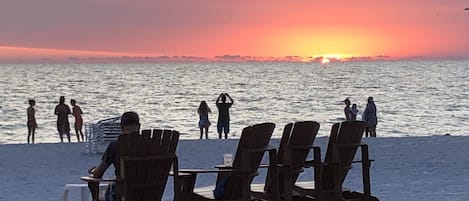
left=71, top=99, right=84, bottom=142
left=198, top=101, right=212, bottom=139
left=216, top=93, right=233, bottom=139
left=54, top=96, right=71, bottom=143
left=350, top=103, right=358, bottom=120
left=344, top=98, right=352, bottom=120
left=363, top=96, right=378, bottom=137
left=27, top=99, right=37, bottom=144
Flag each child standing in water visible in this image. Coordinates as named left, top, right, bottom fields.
left=71, top=99, right=84, bottom=142
left=350, top=104, right=358, bottom=120
left=27, top=99, right=37, bottom=144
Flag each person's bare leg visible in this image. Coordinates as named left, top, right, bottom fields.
left=66, top=132, right=71, bottom=143
left=59, top=132, right=64, bottom=143
left=76, top=129, right=81, bottom=142
left=31, top=128, right=35, bottom=144
left=27, top=127, right=31, bottom=144
left=80, top=130, right=84, bottom=142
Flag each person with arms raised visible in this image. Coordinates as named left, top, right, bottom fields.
left=216, top=93, right=233, bottom=139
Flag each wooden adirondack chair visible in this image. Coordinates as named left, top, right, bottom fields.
left=81, top=129, right=180, bottom=201
left=251, top=121, right=321, bottom=201
left=294, top=120, right=378, bottom=201
left=174, top=123, right=278, bottom=201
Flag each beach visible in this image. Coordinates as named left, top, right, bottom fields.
left=1, top=135, right=469, bottom=201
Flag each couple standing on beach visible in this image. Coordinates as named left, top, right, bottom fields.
left=344, top=96, right=378, bottom=137
left=198, top=93, right=233, bottom=139
left=54, top=96, right=84, bottom=143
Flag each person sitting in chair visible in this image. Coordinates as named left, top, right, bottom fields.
left=87, top=111, right=140, bottom=201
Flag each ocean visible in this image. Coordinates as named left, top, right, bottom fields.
left=0, top=61, right=468, bottom=144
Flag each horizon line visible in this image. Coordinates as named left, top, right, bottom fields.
left=1, top=45, right=469, bottom=64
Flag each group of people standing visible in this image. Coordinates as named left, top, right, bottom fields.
left=27, top=93, right=377, bottom=142
left=344, top=96, right=378, bottom=137
left=26, top=96, right=84, bottom=144
left=198, top=93, right=379, bottom=139
left=197, top=93, right=233, bottom=139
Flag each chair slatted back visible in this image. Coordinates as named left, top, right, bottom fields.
left=322, top=120, right=366, bottom=191
left=223, top=123, right=275, bottom=200
left=276, top=121, right=320, bottom=195
left=116, top=129, right=180, bottom=201
left=279, top=121, right=320, bottom=172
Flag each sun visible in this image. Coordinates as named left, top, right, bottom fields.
left=318, top=54, right=347, bottom=64
left=321, top=58, right=330, bottom=64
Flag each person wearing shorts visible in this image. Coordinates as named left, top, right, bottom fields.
left=216, top=93, right=233, bottom=139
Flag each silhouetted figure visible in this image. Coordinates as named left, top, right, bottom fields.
left=363, top=97, right=378, bottom=137
left=216, top=93, right=233, bottom=139
left=87, top=111, right=140, bottom=201
left=54, top=96, right=71, bottom=143
left=344, top=98, right=352, bottom=120
left=71, top=99, right=84, bottom=142
left=351, top=103, right=358, bottom=120
left=198, top=101, right=212, bottom=139
left=27, top=99, right=37, bottom=144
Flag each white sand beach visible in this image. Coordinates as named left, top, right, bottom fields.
left=1, top=136, right=469, bottom=201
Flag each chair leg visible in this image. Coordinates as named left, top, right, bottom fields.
left=63, top=188, right=69, bottom=201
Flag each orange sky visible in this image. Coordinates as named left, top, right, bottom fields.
left=1, top=0, right=468, bottom=62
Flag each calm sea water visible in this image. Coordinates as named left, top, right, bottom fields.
left=0, top=61, right=468, bottom=144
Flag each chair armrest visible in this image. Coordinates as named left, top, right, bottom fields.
left=179, top=168, right=242, bottom=174
left=80, top=176, right=116, bottom=182
left=335, top=143, right=367, bottom=148
left=214, top=164, right=233, bottom=169
left=239, top=145, right=276, bottom=153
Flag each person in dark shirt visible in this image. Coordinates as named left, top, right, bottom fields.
left=363, top=97, right=378, bottom=137
left=216, top=93, right=233, bottom=139
left=87, top=111, right=141, bottom=201
left=54, top=96, right=71, bottom=143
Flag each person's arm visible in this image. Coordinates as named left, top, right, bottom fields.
left=88, top=160, right=110, bottom=178
left=87, top=161, right=110, bottom=201
left=216, top=93, right=223, bottom=103
left=54, top=106, right=58, bottom=115
left=67, top=106, right=72, bottom=115
left=208, top=107, right=211, bottom=113
left=27, top=107, right=32, bottom=118
left=225, top=93, right=234, bottom=104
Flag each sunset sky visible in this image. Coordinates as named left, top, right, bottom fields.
left=1, top=0, right=468, bottom=62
